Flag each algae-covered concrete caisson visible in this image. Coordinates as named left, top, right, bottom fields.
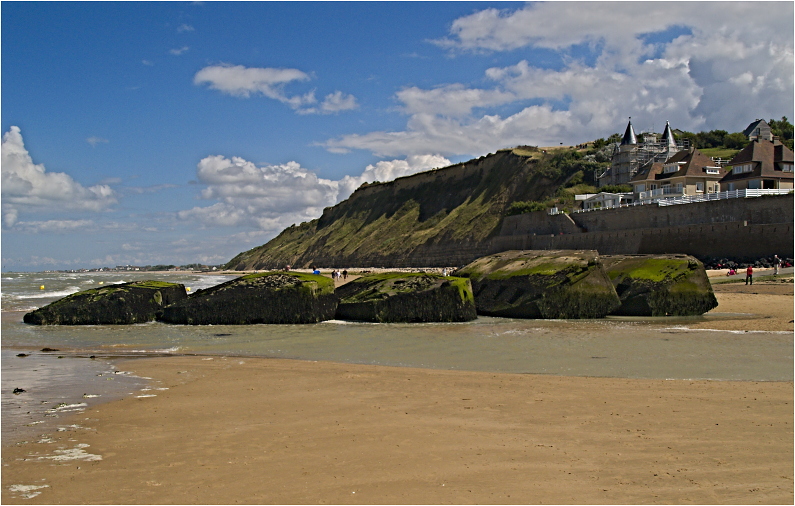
left=335, top=273, right=477, bottom=323
left=455, top=250, right=621, bottom=319
left=158, top=272, right=337, bottom=325
left=23, top=281, right=188, bottom=325
left=601, top=254, right=718, bottom=316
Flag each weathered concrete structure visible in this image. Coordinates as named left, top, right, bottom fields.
left=159, top=272, right=337, bottom=325
left=455, top=250, right=621, bottom=319
left=24, top=281, right=188, bottom=325
left=335, top=273, right=476, bottom=323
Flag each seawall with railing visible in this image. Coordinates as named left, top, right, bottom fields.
left=494, top=193, right=793, bottom=260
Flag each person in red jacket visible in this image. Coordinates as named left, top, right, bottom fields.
left=745, top=265, right=753, bottom=285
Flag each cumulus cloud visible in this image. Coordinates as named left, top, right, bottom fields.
left=2, top=126, right=117, bottom=227
left=325, top=3, right=793, bottom=157
left=194, top=63, right=358, bottom=114
left=178, top=153, right=450, bottom=232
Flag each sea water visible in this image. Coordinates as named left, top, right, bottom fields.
left=2, top=270, right=792, bottom=443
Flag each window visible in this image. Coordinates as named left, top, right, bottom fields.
left=727, top=183, right=735, bottom=191
left=635, top=184, right=645, bottom=193
left=696, top=182, right=704, bottom=192
left=781, top=163, right=793, bottom=172
left=705, top=167, right=721, bottom=174
left=663, top=161, right=686, bottom=174
left=744, top=163, right=753, bottom=173
left=748, top=180, right=761, bottom=189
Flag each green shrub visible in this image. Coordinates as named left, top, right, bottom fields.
left=506, top=200, right=547, bottom=215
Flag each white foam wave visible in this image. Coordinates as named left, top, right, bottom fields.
left=8, top=484, right=50, bottom=499
left=664, top=326, right=791, bottom=335
left=16, top=287, right=81, bottom=299
left=40, top=443, right=101, bottom=462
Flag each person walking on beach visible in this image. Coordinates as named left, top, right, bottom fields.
left=774, top=255, right=781, bottom=275
left=342, top=269, right=348, bottom=280
left=745, top=265, right=753, bottom=285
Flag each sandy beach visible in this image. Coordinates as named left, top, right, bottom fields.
left=2, top=276, right=792, bottom=504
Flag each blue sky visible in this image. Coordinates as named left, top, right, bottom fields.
left=2, top=2, right=793, bottom=271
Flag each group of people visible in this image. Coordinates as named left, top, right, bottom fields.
left=306, top=266, right=347, bottom=281
left=739, top=255, right=783, bottom=285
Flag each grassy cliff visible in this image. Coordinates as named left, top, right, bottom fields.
left=225, top=146, right=596, bottom=270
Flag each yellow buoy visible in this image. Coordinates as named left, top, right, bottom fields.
left=98, top=281, right=104, bottom=285
left=186, top=287, right=191, bottom=291
left=39, top=285, right=45, bottom=290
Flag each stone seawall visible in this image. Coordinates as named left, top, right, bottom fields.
left=486, top=194, right=793, bottom=263
left=490, top=222, right=793, bottom=260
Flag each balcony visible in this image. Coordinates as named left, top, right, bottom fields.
left=637, top=187, right=685, bottom=200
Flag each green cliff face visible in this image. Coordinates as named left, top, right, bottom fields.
left=225, top=147, right=591, bottom=270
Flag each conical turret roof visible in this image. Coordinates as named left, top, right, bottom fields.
left=620, top=118, right=637, bottom=146
left=661, top=121, right=676, bottom=148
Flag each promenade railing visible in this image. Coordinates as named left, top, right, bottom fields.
left=572, top=188, right=793, bottom=213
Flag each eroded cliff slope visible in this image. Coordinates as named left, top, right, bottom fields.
left=225, top=147, right=586, bottom=269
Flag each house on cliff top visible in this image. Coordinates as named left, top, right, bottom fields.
left=631, top=147, right=726, bottom=202
left=720, top=138, right=794, bottom=191
left=743, top=119, right=773, bottom=142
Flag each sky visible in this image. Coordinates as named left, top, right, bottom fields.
left=2, top=1, right=793, bottom=271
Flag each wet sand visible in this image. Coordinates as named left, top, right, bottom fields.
left=2, top=279, right=792, bottom=504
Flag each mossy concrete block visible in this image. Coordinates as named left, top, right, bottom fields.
left=23, top=281, right=187, bottom=325
left=601, top=254, right=718, bottom=316
left=335, top=273, right=477, bottom=323
left=158, top=272, right=337, bottom=325
left=456, top=250, right=620, bottom=319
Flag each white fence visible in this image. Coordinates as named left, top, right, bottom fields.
left=573, top=188, right=792, bottom=213
left=656, top=188, right=793, bottom=206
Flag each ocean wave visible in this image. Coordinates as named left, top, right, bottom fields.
left=12, top=287, right=81, bottom=299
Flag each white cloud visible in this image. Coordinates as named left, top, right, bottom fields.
left=2, top=126, right=117, bottom=227
left=326, top=3, right=793, bottom=157
left=169, top=46, right=190, bottom=56
left=178, top=153, right=450, bottom=232
left=194, top=63, right=358, bottom=114
left=177, top=24, right=195, bottom=33
left=319, top=91, right=359, bottom=114
left=12, top=219, right=94, bottom=233
left=86, top=136, right=108, bottom=147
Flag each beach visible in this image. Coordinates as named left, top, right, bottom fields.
left=1, top=275, right=793, bottom=504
